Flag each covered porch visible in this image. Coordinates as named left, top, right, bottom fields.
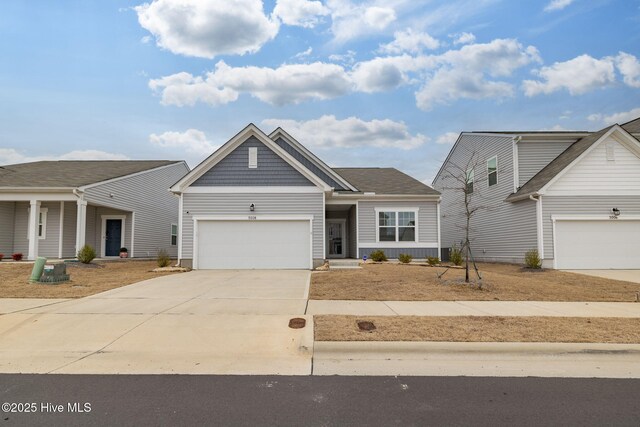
left=0, top=193, right=132, bottom=261
left=325, top=203, right=357, bottom=259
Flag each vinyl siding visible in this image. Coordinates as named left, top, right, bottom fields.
left=84, top=206, right=131, bottom=256
left=358, top=247, right=438, bottom=259
left=544, top=136, right=640, bottom=196
left=358, top=200, right=438, bottom=244
left=192, top=137, right=313, bottom=187
left=181, top=192, right=324, bottom=260
left=273, top=137, right=346, bottom=190
left=434, top=134, right=538, bottom=262
left=11, top=201, right=61, bottom=258
left=518, top=140, right=573, bottom=187
left=541, top=195, right=640, bottom=260
left=83, top=162, right=188, bottom=258
left=0, top=202, right=15, bottom=256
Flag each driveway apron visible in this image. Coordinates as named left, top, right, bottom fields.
left=0, top=270, right=313, bottom=375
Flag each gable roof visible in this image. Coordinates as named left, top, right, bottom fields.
left=0, top=160, right=181, bottom=189
left=622, top=117, right=640, bottom=134
left=333, top=168, right=440, bottom=196
left=506, top=125, right=626, bottom=202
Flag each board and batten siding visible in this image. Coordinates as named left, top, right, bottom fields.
left=181, top=192, right=324, bottom=261
left=192, top=137, right=313, bottom=187
left=83, top=162, right=188, bottom=258
left=517, top=140, right=574, bottom=187
left=434, top=134, right=538, bottom=263
left=0, top=202, right=15, bottom=256
left=541, top=196, right=640, bottom=260
left=544, top=135, right=640, bottom=196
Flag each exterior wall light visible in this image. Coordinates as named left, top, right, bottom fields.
left=612, top=207, right=620, bottom=217
left=250, top=203, right=255, bottom=211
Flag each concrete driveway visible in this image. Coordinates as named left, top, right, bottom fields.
left=0, top=270, right=312, bottom=375
left=563, top=269, right=640, bottom=284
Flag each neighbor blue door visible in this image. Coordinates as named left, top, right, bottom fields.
left=105, top=219, right=122, bottom=256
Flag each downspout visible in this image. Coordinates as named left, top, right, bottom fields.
left=529, top=194, right=544, bottom=261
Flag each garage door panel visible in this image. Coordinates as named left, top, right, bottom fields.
left=555, top=220, right=640, bottom=269
left=197, top=220, right=310, bottom=269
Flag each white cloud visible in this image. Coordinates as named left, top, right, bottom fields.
left=293, top=47, right=313, bottom=60
left=378, top=29, right=440, bottom=54
left=588, top=107, right=640, bottom=125
left=416, top=39, right=540, bottom=110
left=150, top=60, right=352, bottom=106
left=544, top=0, right=574, bottom=12
left=262, top=115, right=428, bottom=150
left=615, top=52, right=640, bottom=88
left=0, top=149, right=128, bottom=165
left=135, top=0, right=279, bottom=59
left=329, top=50, right=356, bottom=65
left=436, top=132, right=459, bottom=145
left=273, top=0, right=329, bottom=28
left=523, top=54, right=616, bottom=96
left=350, top=55, right=419, bottom=92
left=149, top=129, right=217, bottom=156
left=451, top=32, right=475, bottom=45
left=327, top=0, right=396, bottom=42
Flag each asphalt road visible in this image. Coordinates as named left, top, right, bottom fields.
left=1, top=375, right=639, bottom=426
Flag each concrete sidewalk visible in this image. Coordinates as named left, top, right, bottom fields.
left=306, top=300, right=640, bottom=317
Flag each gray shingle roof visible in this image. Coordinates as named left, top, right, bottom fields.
left=506, top=126, right=614, bottom=202
left=622, top=117, right=640, bottom=134
left=332, top=167, right=439, bottom=195
left=0, top=160, right=181, bottom=188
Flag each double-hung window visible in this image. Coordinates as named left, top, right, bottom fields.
left=466, top=168, right=474, bottom=193
left=487, top=156, right=497, bottom=187
left=377, top=210, right=416, bottom=242
left=27, top=207, right=47, bottom=240
left=170, top=224, right=178, bottom=246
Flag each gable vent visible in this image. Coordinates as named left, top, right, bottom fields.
left=248, top=147, right=258, bottom=168
left=605, top=142, right=615, bottom=161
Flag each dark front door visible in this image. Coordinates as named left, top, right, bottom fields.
left=105, top=219, right=122, bottom=256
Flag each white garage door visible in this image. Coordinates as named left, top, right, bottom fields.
left=196, top=220, right=311, bottom=269
left=555, top=220, right=640, bottom=269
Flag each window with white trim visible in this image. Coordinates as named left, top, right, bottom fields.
left=248, top=147, right=258, bottom=168
left=378, top=211, right=416, bottom=242
left=466, top=168, right=474, bottom=193
left=27, top=207, right=48, bottom=240
left=171, top=224, right=178, bottom=246
left=487, top=156, right=497, bottom=187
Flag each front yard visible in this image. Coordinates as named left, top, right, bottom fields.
left=311, top=262, right=640, bottom=302
left=0, top=260, right=181, bottom=298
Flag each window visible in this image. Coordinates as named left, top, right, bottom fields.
left=487, top=156, right=497, bottom=187
left=377, top=210, right=416, bottom=242
left=248, top=147, right=258, bottom=168
left=466, top=168, right=474, bottom=193
left=27, top=207, right=47, bottom=240
left=171, top=224, right=178, bottom=246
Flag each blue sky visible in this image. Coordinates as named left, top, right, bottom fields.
left=1, top=0, right=639, bottom=183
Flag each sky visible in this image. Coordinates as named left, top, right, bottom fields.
left=1, top=0, right=639, bottom=183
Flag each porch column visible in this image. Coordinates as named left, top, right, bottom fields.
left=75, top=199, right=87, bottom=255
left=27, top=200, right=40, bottom=261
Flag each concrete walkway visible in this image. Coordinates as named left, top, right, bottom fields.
left=563, top=269, right=640, bottom=284
left=306, top=300, right=640, bottom=317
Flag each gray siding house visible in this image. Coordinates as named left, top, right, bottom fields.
left=0, top=160, right=189, bottom=260
left=433, top=117, right=640, bottom=269
left=170, top=124, right=440, bottom=270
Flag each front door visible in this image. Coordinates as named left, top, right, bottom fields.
left=326, top=220, right=346, bottom=258
left=105, top=219, right=122, bottom=257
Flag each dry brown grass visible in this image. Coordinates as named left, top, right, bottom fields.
left=0, top=260, right=181, bottom=298
left=311, top=263, right=640, bottom=302
left=315, top=315, right=640, bottom=343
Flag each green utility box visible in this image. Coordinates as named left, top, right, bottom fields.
left=39, top=263, right=70, bottom=284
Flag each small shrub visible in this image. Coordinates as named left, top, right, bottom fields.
left=157, top=249, right=171, bottom=268
left=524, top=249, right=542, bottom=269
left=449, top=244, right=463, bottom=266
left=369, top=250, right=387, bottom=262
left=77, top=245, right=96, bottom=264
left=11, top=253, right=23, bottom=261
left=119, top=247, right=128, bottom=253
left=398, top=253, right=413, bottom=264
left=0, top=253, right=4, bottom=260
left=426, top=256, right=440, bottom=266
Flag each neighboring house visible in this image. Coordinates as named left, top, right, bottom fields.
left=170, top=124, right=440, bottom=270
left=0, top=160, right=189, bottom=260
left=433, top=117, right=640, bottom=270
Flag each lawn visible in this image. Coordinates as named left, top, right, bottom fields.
left=310, top=263, right=640, bottom=302
left=315, top=315, right=640, bottom=343
left=0, top=260, right=181, bottom=298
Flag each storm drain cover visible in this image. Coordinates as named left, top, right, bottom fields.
left=288, top=318, right=306, bottom=329
left=357, top=321, right=376, bottom=331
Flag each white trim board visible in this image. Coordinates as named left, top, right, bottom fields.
left=374, top=207, right=420, bottom=244
left=183, top=186, right=323, bottom=194
left=359, top=242, right=438, bottom=248
left=100, top=215, right=126, bottom=258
